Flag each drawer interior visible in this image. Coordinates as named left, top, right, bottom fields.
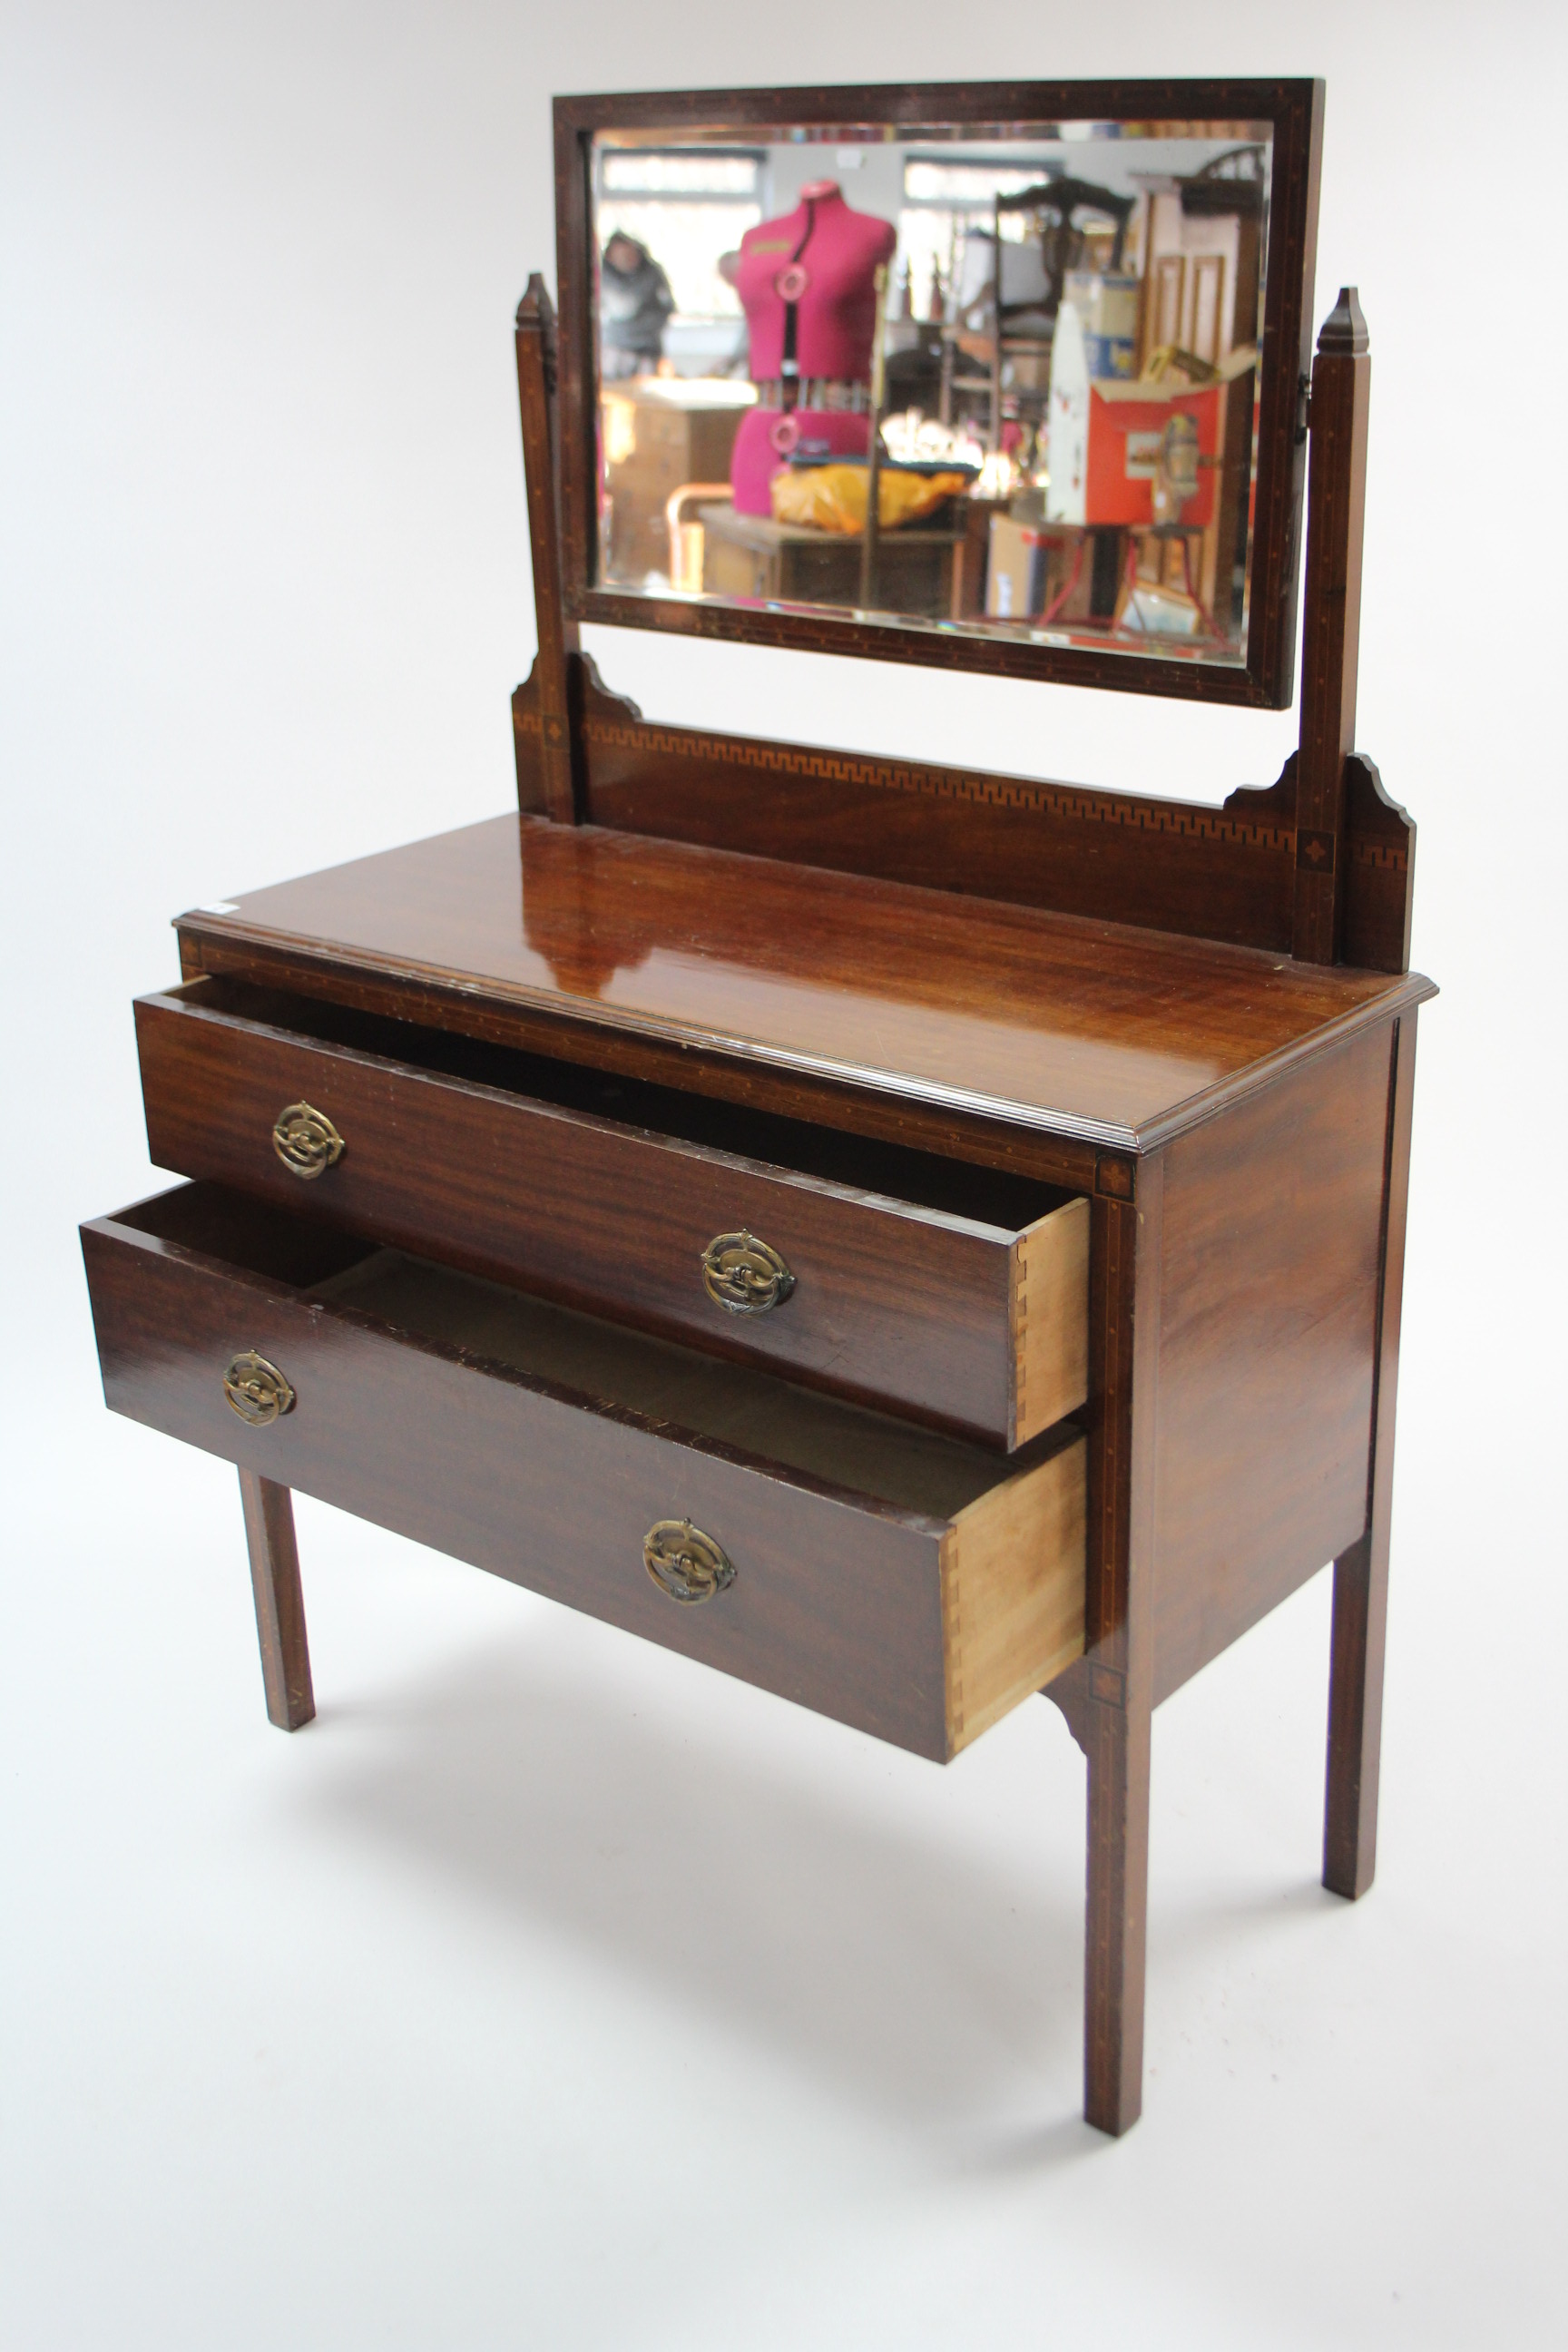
left=120, top=1182, right=1076, bottom=1520
left=176, top=976, right=1069, bottom=1237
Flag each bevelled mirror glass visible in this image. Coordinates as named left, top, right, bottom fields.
left=555, top=85, right=1321, bottom=707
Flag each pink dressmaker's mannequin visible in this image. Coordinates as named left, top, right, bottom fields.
left=730, top=181, right=897, bottom=516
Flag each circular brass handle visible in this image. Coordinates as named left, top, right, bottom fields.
left=222, top=1351, right=297, bottom=1426
left=643, top=1519, right=736, bottom=1606
left=272, top=1101, right=345, bottom=1180
left=700, top=1229, right=795, bottom=1316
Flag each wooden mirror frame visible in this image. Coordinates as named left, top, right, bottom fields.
left=553, top=78, right=1324, bottom=710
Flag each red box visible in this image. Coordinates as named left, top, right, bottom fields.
left=1085, top=383, right=1220, bottom=529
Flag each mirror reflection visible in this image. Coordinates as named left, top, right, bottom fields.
left=591, top=118, right=1272, bottom=667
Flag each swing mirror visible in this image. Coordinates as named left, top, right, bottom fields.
left=554, top=81, right=1322, bottom=708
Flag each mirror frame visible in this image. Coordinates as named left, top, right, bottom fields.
left=554, top=79, right=1323, bottom=710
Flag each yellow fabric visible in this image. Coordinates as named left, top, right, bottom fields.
left=769, top=466, right=968, bottom=535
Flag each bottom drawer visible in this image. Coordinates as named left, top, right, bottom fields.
left=82, top=1184, right=1085, bottom=1761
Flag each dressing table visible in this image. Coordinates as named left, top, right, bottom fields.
left=83, top=79, right=1430, bottom=2135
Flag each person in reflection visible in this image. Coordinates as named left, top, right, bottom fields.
left=599, top=232, right=676, bottom=380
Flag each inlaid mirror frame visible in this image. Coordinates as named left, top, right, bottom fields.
left=553, top=78, right=1323, bottom=710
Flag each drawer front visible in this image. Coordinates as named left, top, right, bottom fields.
left=82, top=1192, right=1085, bottom=1761
left=136, top=988, right=1088, bottom=1448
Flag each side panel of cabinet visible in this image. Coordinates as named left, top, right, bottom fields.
left=1150, top=1023, right=1392, bottom=1702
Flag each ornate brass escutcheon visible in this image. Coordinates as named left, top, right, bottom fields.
left=643, top=1519, right=736, bottom=1606
left=700, top=1229, right=795, bottom=1316
left=271, top=1101, right=346, bottom=1180
left=222, top=1351, right=297, bottom=1426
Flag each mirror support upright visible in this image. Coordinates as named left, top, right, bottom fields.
left=1293, top=288, right=1372, bottom=962
left=509, top=275, right=1410, bottom=983
left=515, top=275, right=586, bottom=825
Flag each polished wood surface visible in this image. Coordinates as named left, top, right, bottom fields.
left=1293, top=289, right=1371, bottom=962
left=238, top=1470, right=313, bottom=1730
left=1325, top=1006, right=1417, bottom=1897
left=514, top=659, right=1416, bottom=973
left=136, top=977, right=1085, bottom=1448
left=1149, top=1020, right=1393, bottom=1703
left=78, top=130, right=1431, bottom=2138
left=517, top=294, right=1413, bottom=980
left=175, top=816, right=1432, bottom=1161
left=554, top=80, right=1322, bottom=708
left=1046, top=1155, right=1160, bottom=2137
left=514, top=277, right=582, bottom=824
left=82, top=1185, right=1085, bottom=1761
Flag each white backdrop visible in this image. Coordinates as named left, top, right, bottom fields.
left=3, top=5, right=1565, bottom=2347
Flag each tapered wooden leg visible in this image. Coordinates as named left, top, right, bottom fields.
left=1047, top=1662, right=1152, bottom=2136
left=238, top=1469, right=314, bottom=1730
left=1045, top=1162, right=1161, bottom=2135
left=1324, top=1533, right=1386, bottom=1896
left=1323, top=1009, right=1417, bottom=1900
left=1082, top=1685, right=1152, bottom=2134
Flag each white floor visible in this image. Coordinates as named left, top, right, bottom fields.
left=5, top=2, right=1567, bottom=2339
left=4, top=1358, right=1563, bottom=2348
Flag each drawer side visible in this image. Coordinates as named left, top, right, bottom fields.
left=1010, top=1195, right=1091, bottom=1447
left=942, top=1436, right=1087, bottom=1755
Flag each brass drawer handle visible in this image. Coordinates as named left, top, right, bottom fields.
left=272, top=1101, right=345, bottom=1180
left=643, top=1519, right=736, bottom=1606
left=223, top=1351, right=297, bottom=1426
left=701, top=1229, right=795, bottom=1316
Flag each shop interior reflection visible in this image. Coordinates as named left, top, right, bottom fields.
left=592, top=122, right=1271, bottom=663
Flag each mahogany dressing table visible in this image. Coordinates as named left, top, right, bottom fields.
left=83, top=81, right=1430, bottom=2134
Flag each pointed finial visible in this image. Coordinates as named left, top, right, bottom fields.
left=515, top=272, right=556, bottom=333
left=1318, top=287, right=1368, bottom=356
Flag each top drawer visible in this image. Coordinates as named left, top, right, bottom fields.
left=136, top=977, right=1088, bottom=1450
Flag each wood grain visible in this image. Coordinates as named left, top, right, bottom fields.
left=943, top=1439, right=1085, bottom=1752
left=1341, top=755, right=1416, bottom=976
left=85, top=79, right=1429, bottom=2151
left=1324, top=1006, right=1417, bottom=1897
left=82, top=1185, right=1086, bottom=1762
left=1149, top=1021, right=1393, bottom=1703
left=1013, top=1196, right=1090, bottom=1448
left=136, top=977, right=1083, bottom=1448
left=1293, top=289, right=1371, bottom=961
left=514, top=277, right=581, bottom=823
left=1045, top=1158, right=1161, bottom=2136
left=514, top=655, right=1415, bottom=978
left=173, top=816, right=1433, bottom=1166
left=238, top=1470, right=314, bottom=1730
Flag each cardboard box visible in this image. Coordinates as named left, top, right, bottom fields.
left=985, top=513, right=1047, bottom=619
left=1063, top=271, right=1140, bottom=381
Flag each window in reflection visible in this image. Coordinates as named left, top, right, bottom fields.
left=589, top=121, right=1273, bottom=668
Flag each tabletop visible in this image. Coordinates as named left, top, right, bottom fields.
left=177, top=814, right=1432, bottom=1152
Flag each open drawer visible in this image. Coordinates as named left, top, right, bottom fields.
left=82, top=1183, right=1085, bottom=1761
left=135, top=977, right=1088, bottom=1451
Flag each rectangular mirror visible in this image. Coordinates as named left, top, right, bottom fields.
left=554, top=83, right=1321, bottom=707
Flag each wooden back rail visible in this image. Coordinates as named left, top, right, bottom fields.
left=513, top=284, right=1406, bottom=974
